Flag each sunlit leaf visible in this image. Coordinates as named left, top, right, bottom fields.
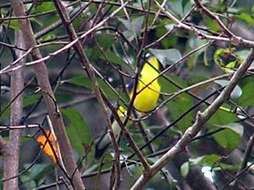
left=180, top=161, right=190, bottom=177
left=33, top=2, right=56, bottom=12
left=209, top=109, right=237, bottom=126
left=198, top=154, right=221, bottom=166
left=235, top=12, right=254, bottom=25
left=4, top=20, right=20, bottom=31
left=213, top=123, right=243, bottom=150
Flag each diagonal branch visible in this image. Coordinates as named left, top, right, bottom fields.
left=131, top=49, right=254, bottom=189
left=52, top=1, right=151, bottom=188
left=52, top=0, right=122, bottom=188
left=10, top=1, right=85, bottom=189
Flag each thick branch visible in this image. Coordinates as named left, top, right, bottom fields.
left=131, top=49, right=254, bottom=189
left=3, top=31, right=24, bottom=190
left=10, top=1, right=85, bottom=189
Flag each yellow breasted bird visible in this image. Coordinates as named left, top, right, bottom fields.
left=95, top=106, right=127, bottom=159
left=129, top=56, right=161, bottom=112
left=94, top=56, right=161, bottom=158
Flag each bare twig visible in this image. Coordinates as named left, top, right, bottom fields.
left=154, top=0, right=254, bottom=47
left=0, top=124, right=40, bottom=130
left=0, top=1, right=132, bottom=75
left=193, top=0, right=235, bottom=37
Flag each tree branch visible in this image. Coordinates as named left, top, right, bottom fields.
left=131, top=49, right=254, bottom=189
left=52, top=0, right=122, bottom=188
left=10, top=1, right=85, bottom=189
left=3, top=31, right=24, bottom=190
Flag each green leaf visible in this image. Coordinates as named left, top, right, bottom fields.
left=158, top=76, right=178, bottom=94
left=165, top=24, right=174, bottom=31
left=23, top=94, right=40, bottom=108
left=213, top=48, right=242, bottom=73
left=166, top=0, right=193, bottom=17
left=188, top=38, right=208, bottom=50
left=213, top=123, right=243, bottom=150
left=235, top=50, right=251, bottom=64
left=100, top=50, right=124, bottom=65
left=180, top=161, right=190, bottom=177
left=199, top=154, right=221, bottom=166
left=96, top=33, right=115, bottom=50
left=189, top=154, right=239, bottom=173
left=214, top=79, right=242, bottom=99
left=21, top=164, right=53, bottom=188
left=68, top=74, right=121, bottom=101
left=118, top=16, right=144, bottom=40
left=97, top=79, right=119, bottom=100
left=209, top=109, right=237, bottom=126
left=166, top=0, right=184, bottom=17
left=167, top=93, right=193, bottom=131
left=33, top=2, right=56, bottom=12
left=183, top=0, right=194, bottom=16
left=40, top=33, right=56, bottom=42
left=68, top=75, right=92, bottom=89
left=235, top=12, right=254, bottom=25
left=4, top=20, right=20, bottom=31
left=189, top=156, right=205, bottom=165
left=149, top=48, right=182, bottom=67
left=238, top=76, right=254, bottom=106
left=62, top=108, right=92, bottom=155
left=190, top=154, right=238, bottom=171
left=187, top=38, right=208, bottom=67
left=128, top=164, right=144, bottom=178
left=213, top=163, right=240, bottom=171
left=155, top=22, right=177, bottom=48
left=86, top=47, right=101, bottom=62
left=205, top=16, right=220, bottom=32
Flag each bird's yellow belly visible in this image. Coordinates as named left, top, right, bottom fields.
left=133, top=82, right=160, bottom=112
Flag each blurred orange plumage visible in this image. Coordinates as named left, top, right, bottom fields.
left=36, top=130, right=59, bottom=163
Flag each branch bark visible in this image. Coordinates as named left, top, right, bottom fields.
left=10, top=1, right=85, bottom=189
left=52, top=0, right=122, bottom=188
left=52, top=1, right=151, bottom=188
left=3, top=31, right=24, bottom=190
left=131, top=49, right=254, bottom=189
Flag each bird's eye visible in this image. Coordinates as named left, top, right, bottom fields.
left=144, top=52, right=151, bottom=59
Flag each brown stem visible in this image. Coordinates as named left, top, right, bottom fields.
left=3, top=31, right=24, bottom=190
left=10, top=1, right=85, bottom=189
left=52, top=0, right=122, bottom=188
